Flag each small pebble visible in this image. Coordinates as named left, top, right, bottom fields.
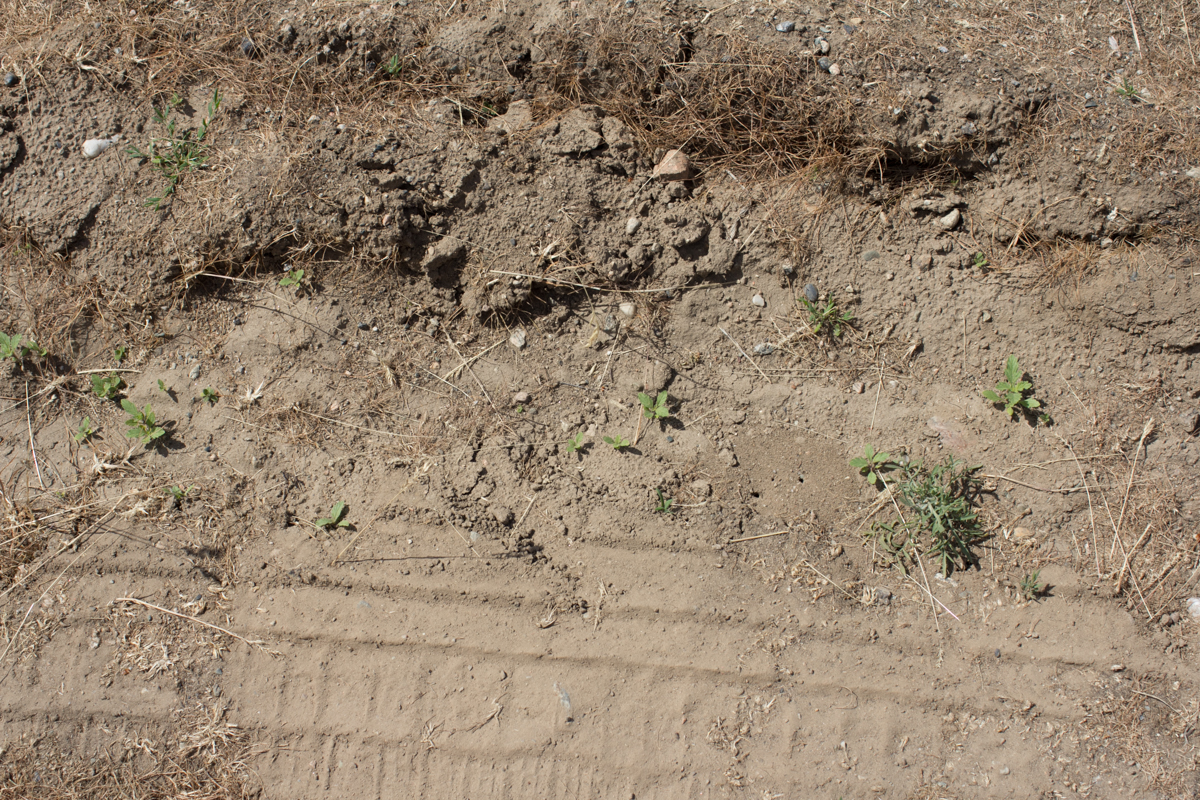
left=938, top=208, right=962, bottom=230
left=851, top=382, right=864, bottom=394
left=804, top=283, right=819, bottom=303
left=189, top=364, right=201, bottom=381
left=817, top=57, right=832, bottom=72
left=861, top=250, right=880, bottom=262
left=666, top=435, right=674, bottom=443
left=981, top=310, right=993, bottom=322
left=509, top=329, right=527, bottom=349
left=619, top=302, right=636, bottom=317
left=82, top=136, right=120, bottom=159
left=357, top=322, right=369, bottom=330
left=816, top=37, right=830, bottom=54
left=995, top=649, right=1001, bottom=658
left=752, top=343, right=774, bottom=355
left=828, top=63, right=841, bottom=76
left=241, top=38, right=256, bottom=57
left=3, top=72, right=17, bottom=87
left=751, top=294, right=765, bottom=308
left=775, top=21, right=795, bottom=32
left=625, top=218, right=641, bottom=235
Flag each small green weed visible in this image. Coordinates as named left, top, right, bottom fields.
left=849, top=444, right=899, bottom=488
left=166, top=485, right=195, bottom=504
left=74, top=417, right=96, bottom=443
left=1115, top=77, right=1140, bottom=100
left=201, top=387, right=219, bottom=405
left=127, top=88, right=222, bottom=209
left=279, top=268, right=306, bottom=290
left=972, top=252, right=989, bottom=269
left=91, top=373, right=124, bottom=400
left=982, top=356, right=1045, bottom=421
left=157, top=379, right=168, bottom=394
left=1019, top=570, right=1045, bottom=601
left=383, top=54, right=405, bottom=78
left=121, top=399, right=166, bottom=445
left=638, top=390, right=670, bottom=422
left=566, top=432, right=587, bottom=453
left=801, top=295, right=854, bottom=338
left=654, top=488, right=674, bottom=514
left=864, top=455, right=985, bottom=577
left=114, top=345, right=128, bottom=364
left=316, top=501, right=350, bottom=530
left=0, top=332, right=47, bottom=367
left=603, top=434, right=630, bottom=452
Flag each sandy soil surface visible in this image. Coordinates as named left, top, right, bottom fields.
left=2, top=0, right=1199, bottom=798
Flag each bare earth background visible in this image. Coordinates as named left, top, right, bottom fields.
left=2, top=0, right=1199, bottom=798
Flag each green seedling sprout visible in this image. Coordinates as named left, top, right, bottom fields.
left=121, top=399, right=165, bottom=445
left=127, top=87, right=222, bottom=209
left=74, top=417, right=96, bottom=443
left=316, top=501, right=350, bottom=530
left=1019, top=570, right=1046, bottom=601
left=201, top=387, right=219, bottom=405
left=849, top=444, right=899, bottom=488
left=0, top=332, right=47, bottom=366
left=800, top=296, right=854, bottom=338
left=638, top=390, right=669, bottom=421
left=91, top=373, right=124, bottom=400
left=279, top=268, right=305, bottom=289
left=982, top=356, right=1044, bottom=421
left=654, top=488, right=674, bottom=514
left=566, top=432, right=586, bottom=453
left=603, top=434, right=630, bottom=451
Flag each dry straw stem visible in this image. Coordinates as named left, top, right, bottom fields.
left=114, top=597, right=277, bottom=655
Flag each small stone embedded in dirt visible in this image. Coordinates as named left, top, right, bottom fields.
left=1012, top=526, right=1036, bottom=540
left=189, top=364, right=201, bottom=381
left=781, top=262, right=795, bottom=277
left=861, top=250, right=880, bottom=262
left=875, top=587, right=892, bottom=604
left=690, top=479, right=712, bottom=497
left=753, top=343, right=774, bottom=355
left=816, top=37, right=830, bottom=54
left=652, top=149, right=691, bottom=182
left=851, top=381, right=864, bottom=394
left=512, top=391, right=530, bottom=405
left=3, top=72, right=17, bottom=87
left=491, top=506, right=514, bottom=526
left=241, top=38, right=256, bottom=57
left=775, top=21, right=795, bottom=32
left=751, top=294, right=765, bottom=307
left=830, top=543, right=844, bottom=558
left=828, top=63, right=842, bottom=76
left=804, top=283, right=819, bottom=303
left=82, top=136, right=120, bottom=159
left=939, top=208, right=962, bottom=230
left=509, top=329, right=527, bottom=349
left=625, top=218, right=641, bottom=235
left=817, top=57, right=832, bottom=72
left=619, top=302, right=636, bottom=317
left=719, top=448, right=738, bottom=467
left=602, top=314, right=618, bottom=333
left=981, top=310, right=993, bottom=322
left=1188, top=598, right=1200, bottom=619
left=1178, top=410, right=1199, bottom=434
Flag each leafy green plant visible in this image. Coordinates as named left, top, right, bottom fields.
left=800, top=295, right=854, bottom=338
left=566, top=432, right=586, bottom=453
left=157, top=379, right=168, bottom=394
left=849, top=444, right=899, bottom=488
left=638, top=390, right=669, bottom=422
left=127, top=87, right=222, bottom=209
left=121, top=399, right=166, bottom=445
left=201, top=387, right=219, bottom=405
left=91, top=373, right=124, bottom=400
left=383, top=54, right=405, bottom=77
left=1019, top=570, right=1045, bottom=601
left=1115, top=77, right=1140, bottom=100
left=114, top=345, right=128, bottom=364
left=603, top=434, right=630, bottom=452
left=982, top=356, right=1044, bottom=421
left=279, top=268, right=305, bottom=289
left=972, top=251, right=989, bottom=269
left=74, top=417, right=96, bottom=443
left=654, top=488, right=674, bottom=514
left=864, top=455, right=985, bottom=577
left=166, top=485, right=195, bottom=504
left=0, top=332, right=46, bottom=366
left=316, top=501, right=350, bottom=530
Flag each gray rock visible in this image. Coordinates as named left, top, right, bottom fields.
left=817, top=57, right=832, bottom=72
left=753, top=343, right=774, bottom=355
left=1179, top=410, right=1199, bottom=434
left=625, top=217, right=641, bottom=235
left=861, top=250, right=880, bottom=262
left=815, top=37, right=830, bottom=54
left=602, top=314, right=618, bottom=333
left=509, top=329, right=527, bottom=349
left=751, top=293, right=765, bottom=308
left=781, top=262, right=796, bottom=277
left=513, top=391, right=531, bottom=405
left=189, top=364, right=202, bottom=381
left=804, top=283, right=819, bottom=303
left=776, top=21, right=795, bottom=32
left=939, top=208, right=962, bottom=230
left=2, top=72, right=16, bottom=87
left=240, top=38, right=256, bottom=57
left=719, top=448, right=738, bottom=467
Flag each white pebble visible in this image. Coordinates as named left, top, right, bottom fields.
left=509, top=329, right=527, bottom=349
left=751, top=294, right=766, bottom=307
left=82, top=135, right=121, bottom=159
left=939, top=208, right=962, bottom=230
left=619, top=302, right=636, bottom=317
left=625, top=218, right=641, bottom=235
